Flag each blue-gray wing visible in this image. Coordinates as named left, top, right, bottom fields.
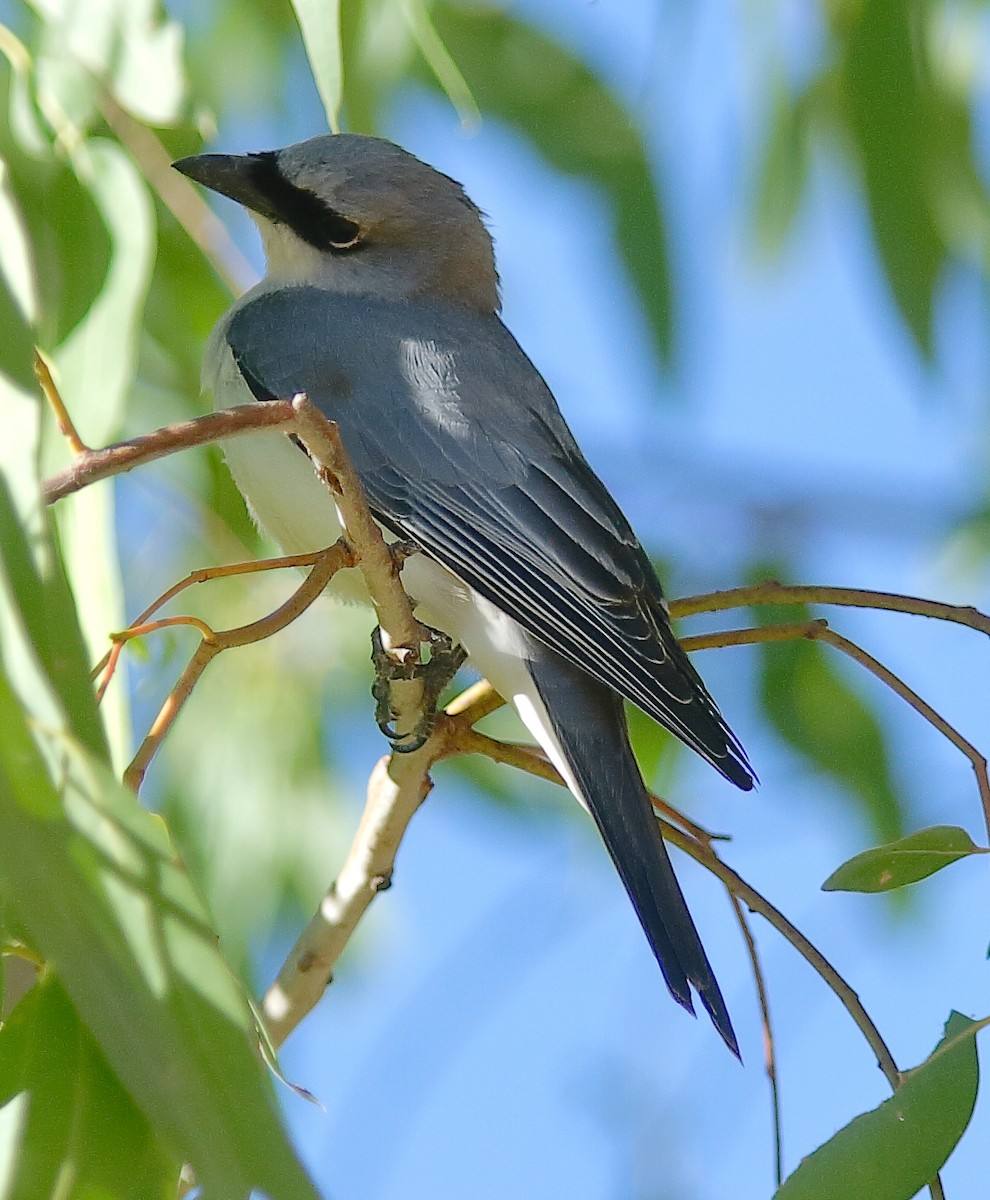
left=226, top=286, right=753, bottom=788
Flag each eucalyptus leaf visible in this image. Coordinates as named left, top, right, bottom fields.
left=752, top=75, right=810, bottom=256
left=0, top=978, right=178, bottom=1200
left=290, top=0, right=343, bottom=132
left=0, top=474, right=108, bottom=762
left=774, top=1012, right=984, bottom=1200
left=837, top=2, right=945, bottom=356
left=822, top=825, right=987, bottom=893
left=0, top=671, right=321, bottom=1200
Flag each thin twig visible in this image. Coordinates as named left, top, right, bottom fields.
left=34, top=349, right=88, bottom=454
left=729, top=892, right=782, bottom=1188
left=123, top=543, right=349, bottom=792
left=263, top=726, right=451, bottom=1047
left=452, top=723, right=902, bottom=1087
left=672, top=580, right=990, bottom=639
left=682, top=618, right=990, bottom=841
left=43, top=401, right=297, bottom=503
left=91, top=550, right=335, bottom=693
left=814, top=626, right=990, bottom=841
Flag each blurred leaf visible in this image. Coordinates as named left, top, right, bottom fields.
left=836, top=1, right=945, bottom=356
left=290, top=0, right=342, bottom=131
left=0, top=474, right=108, bottom=762
left=0, top=672, right=321, bottom=1200
left=0, top=90, right=111, bottom=348
left=822, top=824, right=987, bottom=893
left=774, top=1011, right=985, bottom=1200
left=755, top=591, right=904, bottom=842
left=340, top=0, right=415, bottom=133
left=54, top=137, right=155, bottom=445
left=29, top=0, right=186, bottom=127
left=752, top=74, right=810, bottom=255
left=0, top=158, right=37, bottom=392
left=404, top=0, right=478, bottom=126
left=423, top=3, right=675, bottom=365
left=0, top=977, right=177, bottom=1200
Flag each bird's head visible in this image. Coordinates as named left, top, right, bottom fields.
left=174, top=133, right=500, bottom=312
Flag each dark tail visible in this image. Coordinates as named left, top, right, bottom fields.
left=528, top=648, right=739, bottom=1057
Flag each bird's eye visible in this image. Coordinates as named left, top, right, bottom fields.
left=327, top=222, right=363, bottom=252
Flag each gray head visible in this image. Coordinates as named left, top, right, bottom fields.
left=174, top=133, right=500, bottom=312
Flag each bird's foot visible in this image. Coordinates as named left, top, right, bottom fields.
left=371, top=626, right=467, bottom=753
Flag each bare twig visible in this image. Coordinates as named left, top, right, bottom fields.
left=681, top=617, right=990, bottom=841
left=728, top=892, right=782, bottom=1188
left=672, top=580, right=990, bottom=639
left=263, top=728, right=450, bottom=1047
left=34, top=349, right=88, bottom=454
left=43, top=401, right=297, bottom=503
left=123, top=543, right=351, bottom=793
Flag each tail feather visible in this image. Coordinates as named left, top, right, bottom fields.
left=527, top=648, right=739, bottom=1056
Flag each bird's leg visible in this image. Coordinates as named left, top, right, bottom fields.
left=371, top=626, right=467, bottom=753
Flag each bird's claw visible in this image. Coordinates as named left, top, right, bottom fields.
left=371, top=626, right=466, bottom=752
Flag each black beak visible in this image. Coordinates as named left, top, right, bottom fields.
left=172, top=153, right=280, bottom=222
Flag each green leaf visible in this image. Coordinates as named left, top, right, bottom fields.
left=0, top=977, right=178, bottom=1200
left=290, top=0, right=343, bottom=132
left=0, top=674, right=321, bottom=1200
left=752, top=75, right=810, bottom=256
left=837, top=2, right=945, bottom=356
left=0, top=112, right=111, bottom=349
left=0, top=474, right=108, bottom=762
left=774, top=1011, right=985, bottom=1200
left=756, top=594, right=904, bottom=843
left=425, top=4, right=676, bottom=365
left=822, top=825, right=988, bottom=893
left=0, top=157, right=37, bottom=393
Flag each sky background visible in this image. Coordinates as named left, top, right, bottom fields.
left=157, top=1, right=990, bottom=1196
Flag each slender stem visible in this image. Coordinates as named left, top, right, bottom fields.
left=43, top=402, right=297, bottom=503
left=672, top=581, right=990, bottom=638
left=34, top=349, right=88, bottom=454
left=729, top=892, right=783, bottom=1188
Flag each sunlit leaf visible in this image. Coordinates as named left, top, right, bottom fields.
left=290, top=0, right=343, bottom=132
left=0, top=673, right=321, bottom=1200
left=0, top=158, right=37, bottom=392
left=0, top=978, right=177, bottom=1199
left=0, top=475, right=108, bottom=762
left=822, top=825, right=987, bottom=893
left=29, top=0, right=186, bottom=126
left=424, top=4, right=675, bottom=365
left=774, top=1012, right=985, bottom=1200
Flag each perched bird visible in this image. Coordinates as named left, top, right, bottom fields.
left=174, top=134, right=756, bottom=1054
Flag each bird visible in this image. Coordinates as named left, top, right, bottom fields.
left=173, top=133, right=756, bottom=1055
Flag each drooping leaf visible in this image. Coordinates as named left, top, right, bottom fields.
left=0, top=474, right=108, bottom=762
left=0, top=977, right=178, bottom=1200
left=822, top=825, right=988, bottom=893
left=835, top=1, right=946, bottom=356
left=774, top=1012, right=985, bottom=1200
left=0, top=158, right=37, bottom=392
left=423, top=3, right=676, bottom=365
left=0, top=672, right=321, bottom=1200
left=290, top=0, right=343, bottom=131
